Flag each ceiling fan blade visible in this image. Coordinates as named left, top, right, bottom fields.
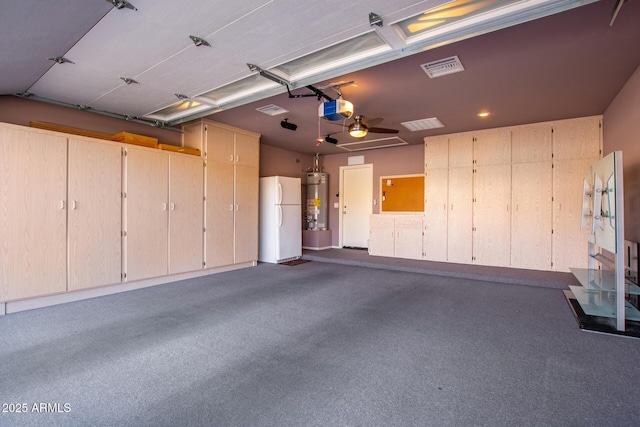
left=362, top=117, right=383, bottom=127
left=368, top=127, right=399, bottom=134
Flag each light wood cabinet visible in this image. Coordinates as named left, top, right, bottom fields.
left=424, top=136, right=449, bottom=169
left=423, top=116, right=601, bottom=272
left=369, top=215, right=396, bottom=257
left=552, top=158, right=596, bottom=271
left=447, top=167, right=473, bottom=264
left=183, top=120, right=260, bottom=269
left=67, top=138, right=122, bottom=290
left=473, top=165, right=511, bottom=267
left=169, top=154, right=204, bottom=274
left=234, top=163, right=259, bottom=264
left=473, top=128, right=511, bottom=165
left=424, top=168, right=448, bottom=261
left=448, top=134, right=473, bottom=168
left=0, top=122, right=209, bottom=305
left=512, top=123, right=552, bottom=163
left=369, top=215, right=422, bottom=259
left=511, top=162, right=552, bottom=270
left=552, top=116, right=601, bottom=160
left=0, top=125, right=67, bottom=301
left=125, top=147, right=169, bottom=282
left=395, top=216, right=423, bottom=260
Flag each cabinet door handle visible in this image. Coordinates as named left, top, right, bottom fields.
left=229, top=154, right=234, bottom=162
left=229, top=204, right=234, bottom=211
left=59, top=200, right=65, bottom=210
left=235, top=205, right=239, bottom=211
left=162, top=203, right=167, bottom=211
left=170, top=203, right=175, bottom=211
left=72, top=200, right=77, bottom=210
left=236, top=155, right=240, bottom=163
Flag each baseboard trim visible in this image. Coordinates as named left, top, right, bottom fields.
left=302, top=246, right=333, bottom=251
left=3, top=262, right=257, bottom=315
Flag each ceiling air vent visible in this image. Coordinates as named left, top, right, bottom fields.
left=256, top=104, right=289, bottom=116
left=401, top=117, right=444, bottom=131
left=421, top=56, right=464, bottom=78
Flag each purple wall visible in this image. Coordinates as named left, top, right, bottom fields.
left=321, top=144, right=425, bottom=247
left=603, top=65, right=640, bottom=243
left=259, top=144, right=313, bottom=179
left=0, top=96, right=181, bottom=145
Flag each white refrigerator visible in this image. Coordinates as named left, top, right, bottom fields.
left=259, top=176, right=302, bottom=263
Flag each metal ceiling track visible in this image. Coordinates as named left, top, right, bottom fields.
left=12, top=92, right=180, bottom=132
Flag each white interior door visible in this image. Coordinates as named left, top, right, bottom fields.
left=340, top=165, right=372, bottom=248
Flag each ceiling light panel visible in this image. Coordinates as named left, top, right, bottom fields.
left=401, top=117, right=444, bottom=131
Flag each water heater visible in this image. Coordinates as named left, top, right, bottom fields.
left=306, top=172, right=328, bottom=230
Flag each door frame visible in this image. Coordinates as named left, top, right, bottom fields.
left=338, top=163, right=373, bottom=248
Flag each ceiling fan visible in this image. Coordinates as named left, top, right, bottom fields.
left=331, top=115, right=399, bottom=139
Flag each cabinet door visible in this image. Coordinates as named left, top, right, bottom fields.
left=0, top=126, right=67, bottom=301
left=235, top=132, right=260, bottom=168
left=424, top=168, right=448, bottom=261
left=552, top=116, right=601, bottom=160
left=473, top=165, right=511, bottom=267
left=512, top=123, right=552, bottom=164
left=511, top=162, right=552, bottom=270
left=126, top=148, right=169, bottom=281
left=206, top=160, right=235, bottom=268
left=369, top=215, right=395, bottom=257
left=395, top=216, right=423, bottom=260
left=448, top=134, right=473, bottom=168
left=206, top=125, right=235, bottom=164
left=424, top=136, right=448, bottom=169
left=447, top=168, right=473, bottom=263
left=67, top=138, right=122, bottom=290
left=234, top=164, right=259, bottom=264
left=552, top=158, right=595, bottom=271
left=473, top=128, right=511, bottom=165
left=169, top=154, right=204, bottom=274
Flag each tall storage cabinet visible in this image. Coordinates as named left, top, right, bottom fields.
left=510, top=124, right=553, bottom=270
left=168, top=154, right=204, bottom=274
left=551, top=116, right=601, bottom=271
left=424, top=137, right=448, bottom=262
left=125, top=147, right=169, bottom=282
left=472, top=129, right=512, bottom=267
left=447, top=134, right=474, bottom=264
left=422, top=116, right=601, bottom=272
left=0, top=125, right=68, bottom=300
left=182, top=119, right=260, bottom=269
left=67, top=138, right=122, bottom=290
left=125, top=147, right=205, bottom=281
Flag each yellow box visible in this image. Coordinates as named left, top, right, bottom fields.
left=111, top=132, right=158, bottom=148
left=157, top=143, right=201, bottom=156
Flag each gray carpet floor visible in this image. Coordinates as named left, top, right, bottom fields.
left=1, top=260, right=639, bottom=426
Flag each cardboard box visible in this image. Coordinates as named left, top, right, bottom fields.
left=111, top=132, right=158, bottom=148
left=157, top=143, right=201, bottom=156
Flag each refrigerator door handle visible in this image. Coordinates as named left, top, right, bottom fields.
left=278, top=205, right=283, bottom=227
left=278, top=182, right=283, bottom=204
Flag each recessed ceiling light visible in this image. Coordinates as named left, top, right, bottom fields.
left=477, top=112, right=490, bottom=118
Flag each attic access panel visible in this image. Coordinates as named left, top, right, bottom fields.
left=337, top=136, right=408, bottom=152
